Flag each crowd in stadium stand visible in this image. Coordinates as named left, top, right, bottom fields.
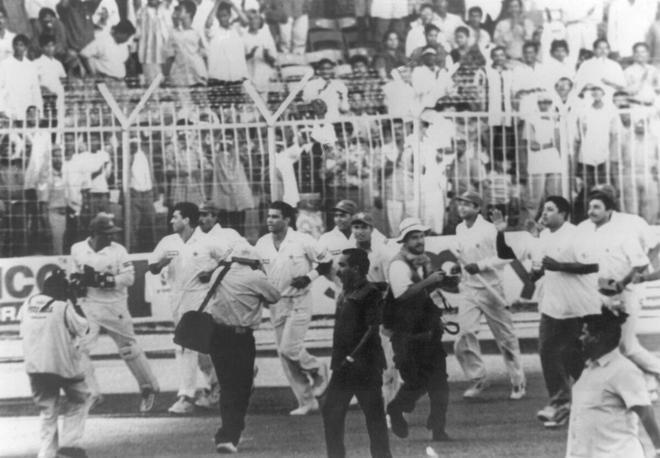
left=1, top=0, right=660, bottom=257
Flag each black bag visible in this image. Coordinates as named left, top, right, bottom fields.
left=173, top=263, right=232, bottom=354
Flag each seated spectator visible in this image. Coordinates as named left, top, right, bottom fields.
left=561, top=0, right=602, bottom=67
left=543, top=39, right=574, bottom=91
left=574, top=38, right=626, bottom=101
left=29, top=8, right=68, bottom=63
left=608, top=0, right=656, bottom=60
left=511, top=41, right=546, bottom=113
left=302, top=58, right=349, bottom=118
left=346, top=54, right=375, bottom=94
left=493, top=0, right=535, bottom=61
left=80, top=19, right=135, bottom=80
left=0, top=35, right=42, bottom=122
left=205, top=1, right=248, bottom=84
left=411, top=46, right=453, bottom=111
left=136, top=0, right=174, bottom=85
left=0, top=7, right=16, bottom=63
left=34, top=34, right=66, bottom=118
left=243, top=9, right=277, bottom=95
left=405, top=3, right=445, bottom=57
left=449, top=26, right=472, bottom=65
left=452, top=47, right=487, bottom=110
left=370, top=0, right=407, bottom=45
left=277, top=0, right=309, bottom=55
left=465, top=6, right=491, bottom=56
left=165, top=1, right=208, bottom=86
left=624, top=42, right=659, bottom=106
left=373, top=31, right=407, bottom=80
left=409, top=24, right=452, bottom=68
left=434, top=0, right=465, bottom=50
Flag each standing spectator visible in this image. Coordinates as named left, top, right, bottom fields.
left=493, top=0, right=535, bottom=61
left=370, top=0, right=408, bottom=45
left=433, top=0, right=465, bottom=50
left=81, top=137, right=113, bottom=227
left=48, top=145, right=67, bottom=255
left=29, top=8, right=68, bottom=63
left=542, top=39, right=574, bottom=91
left=624, top=42, right=660, bottom=106
left=165, top=1, right=208, bottom=86
left=574, top=38, right=626, bottom=101
left=465, top=6, right=491, bottom=55
left=80, top=19, right=134, bottom=80
left=0, top=35, right=42, bottom=122
left=449, top=25, right=472, bottom=65
left=205, top=1, right=248, bottom=85
left=607, top=0, right=656, bottom=60
left=61, top=133, right=90, bottom=252
left=191, top=0, right=217, bottom=39
left=561, top=0, right=602, bottom=67
left=373, top=31, right=407, bottom=80
left=0, top=7, right=16, bottom=63
left=129, top=140, right=156, bottom=253
left=405, top=4, right=444, bottom=58
left=411, top=47, right=453, bottom=111
left=254, top=201, right=331, bottom=416
left=136, top=0, right=173, bottom=85
left=464, top=0, right=502, bottom=33
left=302, top=59, right=349, bottom=118
left=566, top=307, right=660, bottom=458
left=485, top=46, right=514, bottom=167
left=277, top=0, right=308, bottom=55
left=242, top=10, right=277, bottom=95
left=57, top=0, right=101, bottom=58
left=34, top=34, right=66, bottom=120
left=511, top=41, right=546, bottom=113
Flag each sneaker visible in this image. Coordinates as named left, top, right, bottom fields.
left=311, top=364, right=329, bottom=397
left=139, top=389, right=156, bottom=413
left=168, top=395, right=195, bottom=414
left=543, top=404, right=570, bottom=429
left=195, top=388, right=216, bottom=409
left=509, top=383, right=526, bottom=400
left=386, top=404, right=408, bottom=438
left=536, top=405, right=557, bottom=422
left=463, top=379, right=490, bottom=399
left=57, top=447, right=88, bottom=458
left=215, top=442, right=238, bottom=454
left=289, top=399, right=319, bottom=416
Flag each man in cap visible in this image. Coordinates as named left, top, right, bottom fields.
left=148, top=202, right=233, bottom=414
left=383, top=217, right=450, bottom=441
left=206, top=243, right=281, bottom=453
left=318, top=200, right=359, bottom=263
left=70, top=213, right=159, bottom=413
left=566, top=307, right=660, bottom=457
left=411, top=45, right=453, bottom=110
left=453, top=191, right=526, bottom=400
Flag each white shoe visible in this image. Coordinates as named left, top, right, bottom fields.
left=195, top=389, right=215, bottom=409
left=536, top=405, right=557, bottom=422
left=543, top=404, right=570, bottom=429
left=289, top=400, right=319, bottom=416
left=510, top=383, right=526, bottom=400
left=215, top=442, right=238, bottom=454
left=311, top=364, right=329, bottom=397
left=168, top=395, right=195, bottom=414
left=463, top=379, right=490, bottom=399
left=139, top=389, right=156, bottom=413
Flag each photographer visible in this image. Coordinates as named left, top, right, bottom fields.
left=69, top=213, right=159, bottom=413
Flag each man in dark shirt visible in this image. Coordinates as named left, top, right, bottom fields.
left=322, top=248, right=392, bottom=458
left=57, top=0, right=100, bottom=53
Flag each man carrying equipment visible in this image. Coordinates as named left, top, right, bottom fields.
left=70, top=213, right=159, bottom=413
left=384, top=217, right=450, bottom=442
left=322, top=248, right=392, bottom=458
left=255, top=201, right=332, bottom=416
left=20, top=270, right=90, bottom=458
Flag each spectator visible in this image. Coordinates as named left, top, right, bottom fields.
left=79, top=135, right=114, bottom=226
left=543, top=39, right=574, bottom=91
left=93, top=0, right=121, bottom=33
left=47, top=144, right=67, bottom=254
left=552, top=77, right=579, bottom=116
left=80, top=19, right=135, bottom=80
left=574, top=38, right=626, bottom=101
left=433, top=0, right=465, bottom=50
left=0, top=7, right=16, bottom=63
left=57, top=0, right=101, bottom=57
left=624, top=42, right=659, bottom=106
left=136, top=0, right=174, bottom=85
left=465, top=6, right=491, bottom=55
left=302, top=58, right=349, bottom=118
left=0, top=35, right=42, bottom=122
left=346, top=55, right=378, bottom=103
left=493, top=0, right=535, bottom=61
left=464, top=0, right=501, bottom=34
left=511, top=41, right=545, bottom=114
left=538, top=7, right=567, bottom=64
left=129, top=140, right=157, bottom=252
left=607, top=0, right=657, bottom=60
left=61, top=133, right=91, bottom=252
left=409, top=24, right=452, bottom=69
left=165, top=1, right=208, bottom=86
left=242, top=9, right=277, bottom=95
left=380, top=121, right=415, bottom=235
left=485, top=46, right=514, bottom=168
left=164, top=128, right=209, bottom=206
left=405, top=3, right=444, bottom=57
left=25, top=1, right=60, bottom=23
left=646, top=6, right=660, bottom=62
left=33, top=34, right=66, bottom=120
left=411, top=46, right=453, bottom=111
left=29, top=8, right=68, bottom=63
left=561, top=0, right=602, bottom=67
left=205, top=1, right=249, bottom=85
left=449, top=25, right=472, bottom=65
left=373, top=31, right=407, bottom=80
left=277, top=0, right=309, bottom=55
left=452, top=47, right=487, bottom=110
left=370, top=0, right=408, bottom=45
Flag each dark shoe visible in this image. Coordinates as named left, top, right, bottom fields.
left=57, top=447, right=88, bottom=458
left=432, top=430, right=452, bottom=442
left=386, top=404, right=408, bottom=438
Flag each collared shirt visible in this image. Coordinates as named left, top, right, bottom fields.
left=567, top=348, right=650, bottom=458
left=255, top=228, right=329, bottom=297
left=69, top=240, right=135, bottom=306
left=34, top=55, right=66, bottom=96
left=454, top=214, right=507, bottom=288
left=411, top=65, right=453, bottom=109
left=130, top=149, right=152, bottom=192
left=318, top=226, right=352, bottom=260
left=0, top=56, right=43, bottom=120
left=576, top=103, right=619, bottom=166
left=19, top=294, right=88, bottom=379
left=206, top=223, right=244, bottom=246
left=533, top=223, right=600, bottom=319
left=560, top=0, right=603, bottom=25
left=81, top=30, right=130, bottom=79
left=208, top=263, right=280, bottom=329
left=611, top=211, right=659, bottom=255
left=206, top=25, right=248, bottom=82
left=607, top=0, right=656, bottom=56
left=302, top=77, right=349, bottom=118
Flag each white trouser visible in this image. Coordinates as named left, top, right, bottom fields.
left=422, top=189, right=445, bottom=235
left=620, top=287, right=660, bottom=378
left=279, top=14, right=309, bottom=54
left=380, top=331, right=400, bottom=405
left=454, top=286, right=526, bottom=386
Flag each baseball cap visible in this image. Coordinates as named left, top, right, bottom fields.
left=89, top=213, right=122, bottom=234
left=351, top=212, right=375, bottom=227
left=199, top=201, right=220, bottom=215
left=332, top=200, right=358, bottom=215
left=456, top=190, right=483, bottom=208
left=422, top=47, right=437, bottom=56
left=396, top=217, right=430, bottom=243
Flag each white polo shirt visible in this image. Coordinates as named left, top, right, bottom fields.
left=454, top=214, right=507, bottom=289
left=567, top=348, right=650, bottom=458
left=356, top=240, right=395, bottom=284
left=610, top=211, right=659, bottom=255
left=69, top=240, right=135, bottom=306
left=207, top=223, right=244, bottom=246
left=318, top=226, right=352, bottom=260
left=533, top=223, right=600, bottom=319
left=255, top=228, right=329, bottom=298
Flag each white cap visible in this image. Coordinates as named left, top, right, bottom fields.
left=396, top=217, right=430, bottom=242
